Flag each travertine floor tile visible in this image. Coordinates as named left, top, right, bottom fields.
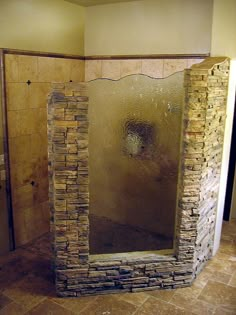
left=0, top=301, right=28, bottom=315
left=134, top=296, right=191, bottom=315
left=213, top=304, right=236, bottom=315
left=197, top=280, right=236, bottom=306
left=218, top=240, right=236, bottom=256
left=205, top=258, right=236, bottom=275
left=228, top=272, right=236, bottom=287
left=145, top=289, right=175, bottom=302
left=52, top=295, right=97, bottom=313
left=79, top=295, right=138, bottom=315
left=194, top=269, right=231, bottom=287
left=26, top=300, right=74, bottom=315
left=3, top=274, right=54, bottom=312
left=117, top=291, right=149, bottom=307
left=0, top=294, right=12, bottom=310
left=173, top=283, right=203, bottom=299
left=170, top=292, right=215, bottom=315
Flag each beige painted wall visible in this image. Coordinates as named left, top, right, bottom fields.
left=211, top=0, right=236, bottom=58
left=0, top=0, right=85, bottom=55
left=85, top=0, right=213, bottom=56
left=211, top=0, right=236, bottom=254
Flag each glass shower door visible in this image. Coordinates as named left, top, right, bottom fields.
left=88, top=72, right=184, bottom=255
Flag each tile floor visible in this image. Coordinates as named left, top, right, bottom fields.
left=0, top=220, right=235, bottom=315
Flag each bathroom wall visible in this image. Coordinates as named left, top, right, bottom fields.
left=85, top=0, right=213, bottom=56
left=0, top=0, right=85, bottom=55
left=210, top=0, right=236, bottom=254
left=5, top=53, right=85, bottom=246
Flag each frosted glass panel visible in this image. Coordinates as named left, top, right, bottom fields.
left=88, top=73, right=184, bottom=254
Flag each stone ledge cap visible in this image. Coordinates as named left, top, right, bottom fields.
left=191, top=57, right=229, bottom=70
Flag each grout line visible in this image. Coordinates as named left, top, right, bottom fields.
left=131, top=294, right=150, bottom=315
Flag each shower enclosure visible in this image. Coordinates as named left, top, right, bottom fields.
left=48, top=57, right=229, bottom=297
left=88, top=73, right=184, bottom=254
left=0, top=50, right=229, bottom=296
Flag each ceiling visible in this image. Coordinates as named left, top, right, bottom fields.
left=65, top=0, right=140, bottom=7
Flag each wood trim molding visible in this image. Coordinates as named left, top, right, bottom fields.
left=85, top=53, right=210, bottom=60
left=1, top=48, right=85, bottom=60
left=1, top=48, right=209, bottom=60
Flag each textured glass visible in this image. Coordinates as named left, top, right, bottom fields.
left=88, top=73, right=184, bottom=254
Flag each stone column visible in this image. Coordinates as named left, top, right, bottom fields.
left=48, top=83, right=89, bottom=295
left=176, top=57, right=229, bottom=275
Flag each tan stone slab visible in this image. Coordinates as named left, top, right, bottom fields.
left=0, top=301, right=28, bottom=315
left=229, top=272, right=236, bottom=288
left=18, top=55, right=38, bottom=82
left=135, top=296, right=191, bottom=315
left=6, top=83, right=29, bottom=111
left=8, top=135, right=32, bottom=164
left=0, top=294, right=12, bottom=310
left=117, top=292, right=149, bottom=307
left=141, top=59, right=164, bottom=78
left=101, top=60, right=121, bottom=80
left=79, top=295, right=138, bottom=315
left=5, top=54, right=19, bottom=82
left=54, top=121, right=78, bottom=127
left=120, top=59, right=142, bottom=77
left=38, top=57, right=55, bottom=82
left=52, top=295, right=97, bottom=313
left=213, top=305, right=236, bottom=315
left=7, top=109, right=38, bottom=137
left=28, top=83, right=51, bottom=109
left=85, top=60, right=102, bottom=81
left=70, top=59, right=85, bottom=82
left=170, top=292, right=215, bottom=315
left=27, top=300, right=74, bottom=315
left=145, top=289, right=175, bottom=302
left=3, top=274, right=54, bottom=312
left=53, top=58, right=71, bottom=83
left=10, top=161, right=35, bottom=189
left=174, top=283, right=203, bottom=299
left=198, top=280, right=236, bottom=306
left=163, top=59, right=188, bottom=77
left=12, top=184, right=34, bottom=209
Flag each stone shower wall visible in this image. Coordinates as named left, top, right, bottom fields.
left=176, top=57, right=229, bottom=274
left=48, top=57, right=229, bottom=297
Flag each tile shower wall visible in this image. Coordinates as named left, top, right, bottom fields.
left=85, top=58, right=204, bottom=81
left=0, top=78, right=10, bottom=254
left=5, top=54, right=84, bottom=246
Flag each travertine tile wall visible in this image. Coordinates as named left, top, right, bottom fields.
left=5, top=54, right=85, bottom=247
left=85, top=58, right=204, bottom=81
left=48, top=57, right=229, bottom=297
left=0, top=83, right=10, bottom=254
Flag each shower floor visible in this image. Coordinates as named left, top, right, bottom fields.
left=89, top=214, right=173, bottom=255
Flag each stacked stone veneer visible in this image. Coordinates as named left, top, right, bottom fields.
left=47, top=57, right=229, bottom=297
left=176, top=57, right=230, bottom=274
